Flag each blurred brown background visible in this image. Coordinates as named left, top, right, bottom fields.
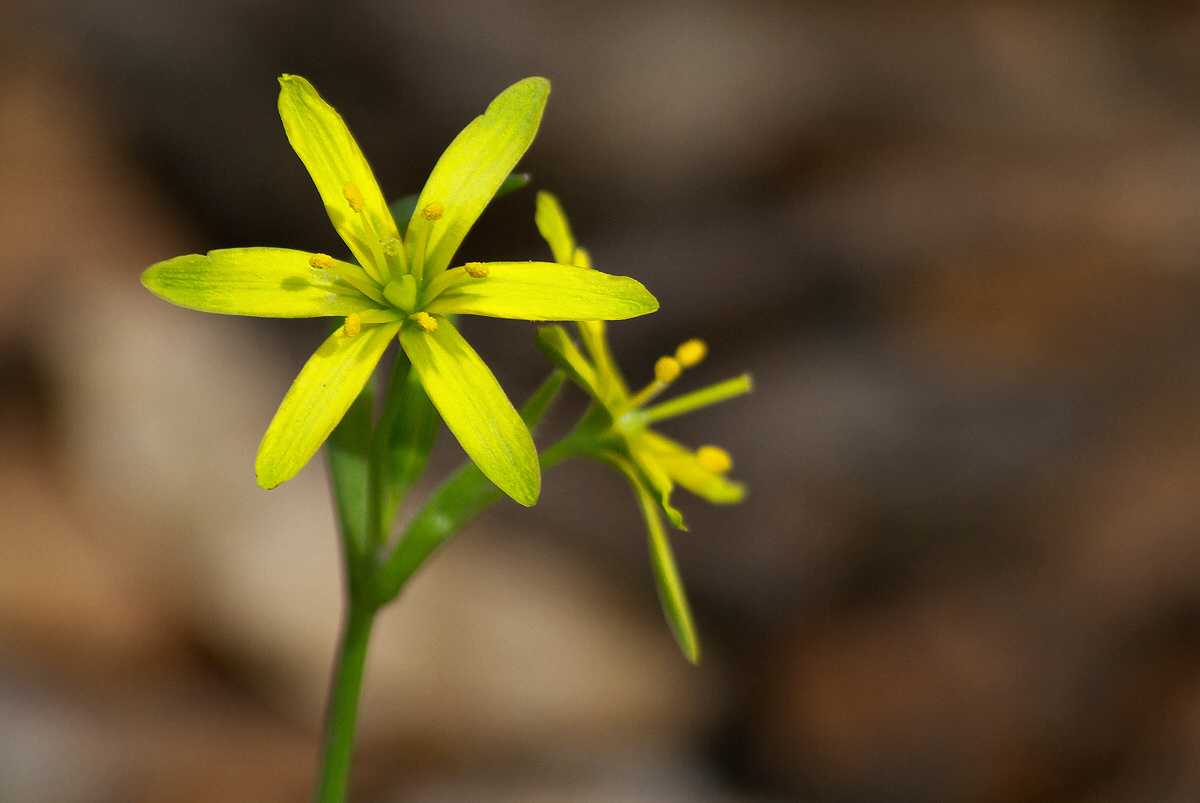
left=5, top=1, right=1200, bottom=801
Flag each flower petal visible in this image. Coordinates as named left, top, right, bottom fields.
left=425, top=262, right=658, bottom=321
left=400, top=316, right=539, bottom=506
left=534, top=190, right=575, bottom=264
left=533, top=325, right=603, bottom=402
left=640, top=430, right=745, bottom=504
left=408, top=77, right=550, bottom=278
left=610, top=453, right=700, bottom=663
left=142, top=248, right=381, bottom=317
left=256, top=321, right=401, bottom=489
left=277, top=75, right=400, bottom=269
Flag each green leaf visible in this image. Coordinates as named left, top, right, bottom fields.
left=278, top=75, right=401, bottom=276
left=256, top=321, right=401, bottom=489
left=407, top=77, right=550, bottom=278
left=534, top=190, right=575, bottom=264
left=426, top=262, right=658, bottom=321
left=400, top=316, right=539, bottom=505
left=326, top=364, right=375, bottom=561
left=640, top=430, right=745, bottom=504
left=621, top=457, right=700, bottom=663
left=381, top=362, right=441, bottom=527
left=534, top=326, right=603, bottom=403
left=142, top=248, right=382, bottom=316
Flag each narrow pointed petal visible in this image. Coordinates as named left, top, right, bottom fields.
left=143, top=248, right=380, bottom=317
left=533, top=326, right=603, bottom=403
left=611, top=455, right=699, bottom=663
left=408, top=77, right=549, bottom=277
left=626, top=444, right=686, bottom=529
left=534, top=190, right=575, bottom=264
left=425, top=262, right=657, bottom=321
left=277, top=75, right=400, bottom=266
left=641, top=430, right=745, bottom=504
left=256, top=322, right=401, bottom=489
left=400, top=317, right=539, bottom=506
left=576, top=320, right=629, bottom=404
left=643, top=374, right=754, bottom=424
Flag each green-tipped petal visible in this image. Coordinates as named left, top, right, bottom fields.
left=400, top=316, right=539, bottom=506
left=408, top=77, right=550, bottom=277
left=425, top=262, right=657, bottom=321
left=143, top=248, right=380, bottom=317
left=626, top=444, right=686, bottom=529
left=641, top=430, right=745, bottom=504
left=278, top=75, right=400, bottom=269
left=612, top=454, right=699, bottom=663
left=643, top=374, right=754, bottom=424
left=256, top=321, right=401, bottom=489
left=534, top=190, right=575, bottom=264
left=534, top=325, right=603, bottom=402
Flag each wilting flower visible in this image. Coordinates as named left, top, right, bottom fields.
left=143, top=76, right=657, bottom=505
left=533, top=192, right=751, bottom=661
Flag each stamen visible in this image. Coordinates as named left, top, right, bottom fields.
left=412, top=311, right=438, bottom=332
left=342, top=313, right=362, bottom=337
left=343, top=182, right=365, bottom=213
left=421, top=202, right=444, bottom=221
left=309, top=253, right=336, bottom=272
left=465, top=262, right=490, bottom=279
left=675, top=339, right=707, bottom=368
left=381, top=236, right=409, bottom=278
left=696, top=445, right=732, bottom=474
left=655, top=356, right=682, bottom=384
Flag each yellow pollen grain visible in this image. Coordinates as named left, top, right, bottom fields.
left=343, top=181, right=365, bottom=213
left=421, top=202, right=444, bottom=221
left=675, top=338, right=707, bottom=368
left=696, top=445, right=732, bottom=474
left=309, top=253, right=335, bottom=271
left=342, top=313, right=362, bottom=337
left=412, top=312, right=438, bottom=332
left=655, top=356, right=682, bottom=383
left=465, top=262, right=490, bottom=278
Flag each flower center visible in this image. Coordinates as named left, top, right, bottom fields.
left=383, top=274, right=418, bottom=312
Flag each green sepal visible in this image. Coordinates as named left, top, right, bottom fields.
left=373, top=370, right=568, bottom=605
left=496, top=172, right=532, bottom=198
left=407, top=77, right=550, bottom=278
left=400, top=316, right=539, bottom=506
left=325, top=351, right=375, bottom=564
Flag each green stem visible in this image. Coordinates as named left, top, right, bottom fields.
left=314, top=595, right=377, bottom=803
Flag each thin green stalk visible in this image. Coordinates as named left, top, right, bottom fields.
left=314, top=595, right=377, bottom=803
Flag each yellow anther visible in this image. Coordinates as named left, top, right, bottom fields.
left=655, top=356, right=682, bottom=383
left=696, top=445, right=732, bottom=474
left=421, top=202, right=444, bottom=221
left=412, top=311, right=438, bottom=333
left=342, top=313, right=362, bottom=337
left=343, top=181, right=365, bottom=213
left=309, top=253, right=336, bottom=271
left=465, top=262, right=490, bottom=278
left=675, top=338, right=707, bottom=368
